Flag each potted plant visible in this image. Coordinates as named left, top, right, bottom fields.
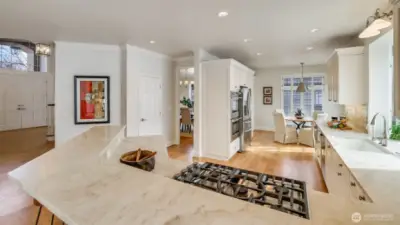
left=294, top=108, right=304, bottom=119
left=180, top=97, right=193, bottom=108
left=390, top=124, right=400, bottom=141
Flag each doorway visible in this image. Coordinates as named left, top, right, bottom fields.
left=0, top=74, right=47, bottom=131
left=175, top=67, right=195, bottom=145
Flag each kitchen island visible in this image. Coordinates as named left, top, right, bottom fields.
left=8, top=126, right=400, bottom=224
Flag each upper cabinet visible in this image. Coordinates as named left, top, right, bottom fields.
left=326, top=46, right=367, bottom=105
left=230, top=61, right=254, bottom=91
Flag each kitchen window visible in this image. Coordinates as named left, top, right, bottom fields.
left=282, top=75, right=324, bottom=116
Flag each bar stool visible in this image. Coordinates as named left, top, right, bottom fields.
left=34, top=199, right=64, bottom=225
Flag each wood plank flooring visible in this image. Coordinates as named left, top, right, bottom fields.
left=0, top=128, right=326, bottom=225
left=168, top=131, right=328, bottom=192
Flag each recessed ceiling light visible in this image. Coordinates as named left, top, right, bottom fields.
left=311, top=28, right=319, bottom=33
left=256, top=53, right=263, bottom=56
left=306, top=46, right=314, bottom=51
left=149, top=40, right=156, bottom=44
left=218, top=11, right=229, bottom=17
left=244, top=38, right=252, bottom=43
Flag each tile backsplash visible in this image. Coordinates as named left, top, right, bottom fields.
left=344, top=105, right=368, bottom=133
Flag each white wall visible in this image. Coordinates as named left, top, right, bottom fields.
left=125, top=45, right=174, bottom=145
left=54, top=42, right=122, bottom=145
left=194, top=49, right=219, bottom=156
left=254, top=65, right=343, bottom=131
left=368, top=29, right=394, bottom=132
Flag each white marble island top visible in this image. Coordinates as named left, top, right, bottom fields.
left=8, top=126, right=400, bottom=225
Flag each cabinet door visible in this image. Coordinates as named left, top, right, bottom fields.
left=230, top=67, right=240, bottom=91
left=350, top=175, right=372, bottom=203
left=326, top=59, right=333, bottom=102
left=332, top=54, right=339, bottom=103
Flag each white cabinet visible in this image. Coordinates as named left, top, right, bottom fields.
left=201, top=59, right=254, bottom=160
left=326, top=47, right=367, bottom=105
left=323, top=139, right=372, bottom=202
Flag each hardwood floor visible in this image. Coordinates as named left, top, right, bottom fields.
left=0, top=128, right=326, bottom=225
left=168, top=131, right=328, bottom=193
left=0, top=128, right=61, bottom=225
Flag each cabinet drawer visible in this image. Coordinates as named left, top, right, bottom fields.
left=349, top=175, right=372, bottom=203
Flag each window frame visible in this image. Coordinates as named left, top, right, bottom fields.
left=281, top=74, right=325, bottom=116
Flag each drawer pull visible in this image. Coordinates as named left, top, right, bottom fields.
left=339, top=163, right=343, bottom=167
left=337, top=172, right=342, bottom=176
left=359, top=196, right=366, bottom=201
left=350, top=182, right=356, bottom=187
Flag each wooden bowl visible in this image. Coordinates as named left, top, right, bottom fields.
left=295, top=116, right=304, bottom=119
left=120, top=149, right=156, bottom=171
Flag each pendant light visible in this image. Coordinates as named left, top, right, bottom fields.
left=296, top=62, right=307, bottom=93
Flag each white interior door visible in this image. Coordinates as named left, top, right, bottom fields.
left=32, top=80, right=47, bottom=127
left=5, top=78, right=22, bottom=130
left=20, top=79, right=35, bottom=129
left=139, top=76, right=162, bottom=136
left=0, top=79, right=7, bottom=131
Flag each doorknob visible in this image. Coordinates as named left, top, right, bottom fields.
left=141, top=118, right=146, bottom=122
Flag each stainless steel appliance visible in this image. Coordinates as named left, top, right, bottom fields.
left=231, top=118, right=241, bottom=141
left=230, top=92, right=240, bottom=119
left=239, top=86, right=252, bottom=152
left=173, top=162, right=310, bottom=219
left=231, top=91, right=242, bottom=141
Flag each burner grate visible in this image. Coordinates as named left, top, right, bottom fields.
left=173, top=162, right=310, bottom=219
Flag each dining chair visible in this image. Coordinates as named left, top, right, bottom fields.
left=181, top=108, right=192, bottom=133
left=298, top=125, right=315, bottom=147
left=273, top=112, right=298, bottom=144
left=34, top=199, right=63, bottom=225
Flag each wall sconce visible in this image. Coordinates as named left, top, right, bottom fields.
left=35, top=44, right=51, bottom=56
left=359, top=9, right=393, bottom=39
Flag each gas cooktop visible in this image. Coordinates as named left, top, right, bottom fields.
left=173, top=162, right=310, bottom=219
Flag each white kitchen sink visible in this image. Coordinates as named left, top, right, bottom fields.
left=334, top=138, right=391, bottom=154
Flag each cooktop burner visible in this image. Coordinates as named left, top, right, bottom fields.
left=173, top=162, right=310, bottom=219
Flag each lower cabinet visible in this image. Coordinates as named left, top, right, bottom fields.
left=323, top=139, right=372, bottom=203
left=229, top=138, right=240, bottom=158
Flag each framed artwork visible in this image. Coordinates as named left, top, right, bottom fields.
left=263, top=96, right=273, bottom=105
left=263, top=87, right=273, bottom=95
left=74, top=76, right=110, bottom=124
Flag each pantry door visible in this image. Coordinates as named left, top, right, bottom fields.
left=138, top=76, right=162, bottom=136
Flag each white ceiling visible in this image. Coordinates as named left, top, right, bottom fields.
left=0, top=0, right=389, bottom=69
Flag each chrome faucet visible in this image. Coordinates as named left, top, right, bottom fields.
left=370, top=112, right=388, bottom=147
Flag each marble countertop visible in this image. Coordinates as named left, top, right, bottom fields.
left=8, top=126, right=400, bottom=225
left=317, top=123, right=400, bottom=208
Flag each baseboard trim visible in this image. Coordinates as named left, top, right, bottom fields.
left=166, top=140, right=175, bottom=147
left=254, top=128, right=275, bottom=132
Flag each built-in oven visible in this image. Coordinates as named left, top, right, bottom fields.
left=231, top=92, right=240, bottom=120
left=231, top=118, right=241, bottom=141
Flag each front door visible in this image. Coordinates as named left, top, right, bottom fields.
left=139, top=76, right=162, bottom=136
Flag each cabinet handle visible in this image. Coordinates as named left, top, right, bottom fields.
left=339, top=164, right=343, bottom=167
left=337, top=172, right=342, bottom=176
left=359, top=196, right=366, bottom=201
left=350, top=182, right=356, bottom=187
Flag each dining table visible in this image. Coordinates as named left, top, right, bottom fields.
left=285, top=116, right=314, bottom=130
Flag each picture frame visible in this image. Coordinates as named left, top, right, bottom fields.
left=263, top=87, right=273, bottom=95
left=74, top=75, right=110, bottom=124
left=263, top=96, right=273, bottom=105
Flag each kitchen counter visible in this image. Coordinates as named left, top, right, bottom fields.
left=8, top=126, right=400, bottom=225
left=317, top=123, right=400, bottom=208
